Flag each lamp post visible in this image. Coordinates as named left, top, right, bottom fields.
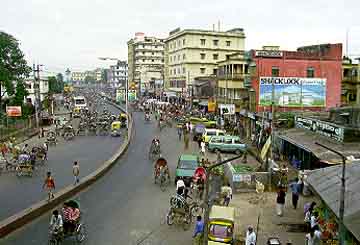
left=202, top=154, right=244, bottom=245
left=315, top=142, right=346, bottom=245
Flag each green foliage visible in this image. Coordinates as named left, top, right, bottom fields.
left=48, top=74, right=64, bottom=94
left=10, top=81, right=28, bottom=106
left=0, top=31, right=31, bottom=99
left=84, top=75, right=96, bottom=84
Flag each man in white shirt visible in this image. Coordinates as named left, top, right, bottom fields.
left=245, top=226, right=256, bottom=245
left=176, top=178, right=185, bottom=196
left=50, top=210, right=63, bottom=234
left=221, top=183, right=233, bottom=206
left=305, top=227, right=321, bottom=245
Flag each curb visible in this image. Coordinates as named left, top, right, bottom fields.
left=0, top=102, right=133, bottom=238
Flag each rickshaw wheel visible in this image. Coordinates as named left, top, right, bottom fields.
left=182, top=214, right=191, bottom=230
left=76, top=224, right=86, bottom=243
left=166, top=210, right=174, bottom=226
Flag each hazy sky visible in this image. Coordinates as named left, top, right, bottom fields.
left=1, top=0, right=360, bottom=73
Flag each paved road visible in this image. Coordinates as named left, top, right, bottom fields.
left=0, top=112, right=204, bottom=245
left=0, top=102, right=125, bottom=222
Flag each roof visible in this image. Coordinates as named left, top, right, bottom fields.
left=209, top=205, right=235, bottom=222
left=307, top=163, right=360, bottom=241
left=179, top=154, right=198, bottom=161
left=277, top=128, right=360, bottom=163
left=166, top=28, right=245, bottom=42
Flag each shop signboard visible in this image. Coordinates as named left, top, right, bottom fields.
left=128, top=90, right=137, bottom=102
left=218, top=104, right=235, bottom=115
left=116, top=88, right=125, bottom=102
left=6, top=106, right=22, bottom=117
left=295, top=116, right=345, bottom=142
left=255, top=50, right=283, bottom=58
left=208, top=101, right=216, bottom=112
left=259, top=77, right=326, bottom=107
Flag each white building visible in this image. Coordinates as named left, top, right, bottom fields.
left=25, top=77, right=49, bottom=105
left=109, top=61, right=128, bottom=87
left=128, top=32, right=165, bottom=94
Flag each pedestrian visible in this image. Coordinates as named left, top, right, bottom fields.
left=221, top=183, right=233, bottom=206
left=276, top=187, right=286, bottom=216
left=193, top=216, right=204, bottom=245
left=43, top=171, right=55, bottom=200
left=200, top=140, right=206, bottom=156
left=73, top=161, right=80, bottom=185
left=197, top=137, right=202, bottom=149
left=177, top=126, right=182, bottom=141
left=176, top=177, right=185, bottom=196
left=184, top=133, right=189, bottom=150
left=305, top=226, right=322, bottom=245
left=245, top=226, right=256, bottom=245
left=310, top=212, right=319, bottom=229
left=289, top=177, right=301, bottom=209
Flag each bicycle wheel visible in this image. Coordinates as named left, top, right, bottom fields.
left=76, top=224, right=86, bottom=243
left=190, top=204, right=204, bottom=218
left=166, top=210, right=174, bottom=226
left=182, top=214, right=191, bottom=231
left=170, top=196, right=178, bottom=208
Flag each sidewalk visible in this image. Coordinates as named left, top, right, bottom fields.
left=0, top=103, right=125, bottom=222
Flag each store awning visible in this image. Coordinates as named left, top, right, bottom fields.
left=277, top=128, right=360, bottom=163
left=307, top=163, right=360, bottom=241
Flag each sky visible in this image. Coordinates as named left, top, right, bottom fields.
left=1, top=0, right=360, bottom=73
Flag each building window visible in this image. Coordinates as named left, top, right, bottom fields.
left=183, top=67, right=186, bottom=74
left=170, top=43, right=172, bottom=49
left=213, top=54, right=219, bottom=60
left=177, top=68, right=180, bottom=74
left=178, top=55, right=180, bottom=60
left=174, top=55, right=176, bottom=61
left=152, top=52, right=154, bottom=55
left=142, top=51, right=145, bottom=55
left=142, top=45, right=145, bottom=48
left=226, top=41, right=231, bottom=47
left=178, top=40, right=181, bottom=47
left=174, top=42, right=176, bottom=48
left=307, top=67, right=315, bottom=78
left=174, top=69, right=176, bottom=75
left=142, top=59, right=145, bottom=62
left=213, top=40, right=219, bottom=46
left=170, top=69, right=172, bottom=75
left=200, top=39, right=206, bottom=46
left=152, top=59, right=154, bottom=62
left=155, top=45, right=157, bottom=49
left=200, top=53, right=206, bottom=60
left=183, top=39, right=186, bottom=45
left=161, top=59, right=164, bottom=63
left=272, top=66, right=279, bottom=77
left=213, top=69, right=218, bottom=75
left=170, top=56, right=172, bottom=62
left=200, top=68, right=206, bottom=74
left=183, top=54, right=186, bottom=60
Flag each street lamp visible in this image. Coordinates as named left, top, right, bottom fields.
left=98, top=57, right=129, bottom=129
left=315, top=142, right=346, bottom=245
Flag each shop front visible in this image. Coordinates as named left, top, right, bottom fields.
left=307, top=163, right=360, bottom=244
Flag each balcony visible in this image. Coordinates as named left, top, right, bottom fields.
left=342, top=76, right=360, bottom=84
left=216, top=73, right=249, bottom=80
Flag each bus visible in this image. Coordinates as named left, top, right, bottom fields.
left=73, top=96, right=87, bottom=109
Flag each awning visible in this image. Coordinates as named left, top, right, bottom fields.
left=307, top=163, right=360, bottom=241
left=277, top=128, right=360, bottom=163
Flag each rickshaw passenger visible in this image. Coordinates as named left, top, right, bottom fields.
left=50, top=210, right=63, bottom=234
left=62, top=202, right=72, bottom=233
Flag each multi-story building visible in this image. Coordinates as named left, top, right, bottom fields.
left=128, top=32, right=165, bottom=95
left=251, top=44, right=343, bottom=111
left=24, top=77, right=49, bottom=104
left=109, top=61, right=128, bottom=87
left=164, top=27, right=246, bottom=95
left=71, top=72, right=86, bottom=82
left=215, top=51, right=252, bottom=112
left=342, top=57, right=360, bottom=106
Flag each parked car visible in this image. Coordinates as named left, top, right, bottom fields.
left=174, top=154, right=200, bottom=184
left=208, top=136, right=246, bottom=155
left=202, top=129, right=226, bottom=144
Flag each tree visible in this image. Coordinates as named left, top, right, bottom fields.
left=84, top=75, right=96, bottom=84
left=48, top=76, right=57, bottom=94
left=0, top=32, right=31, bottom=116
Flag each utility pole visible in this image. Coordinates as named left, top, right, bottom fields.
left=203, top=154, right=243, bottom=245
left=32, top=63, right=42, bottom=129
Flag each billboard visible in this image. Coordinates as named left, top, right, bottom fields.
left=259, top=77, right=326, bottom=107
left=116, top=89, right=137, bottom=102
left=6, top=106, right=22, bottom=117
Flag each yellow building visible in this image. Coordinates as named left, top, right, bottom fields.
left=342, top=58, right=360, bottom=105
left=164, top=28, right=245, bottom=94
left=215, top=52, right=253, bottom=112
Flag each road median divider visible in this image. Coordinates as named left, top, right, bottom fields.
left=0, top=102, right=133, bottom=239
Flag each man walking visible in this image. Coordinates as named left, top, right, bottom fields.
left=193, top=216, right=204, bottom=245
left=43, top=171, right=55, bottom=200
left=289, top=177, right=301, bottom=209
left=245, top=226, right=256, bottom=245
left=73, top=161, right=80, bottom=185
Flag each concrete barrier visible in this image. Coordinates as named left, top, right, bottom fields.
left=0, top=102, right=134, bottom=238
